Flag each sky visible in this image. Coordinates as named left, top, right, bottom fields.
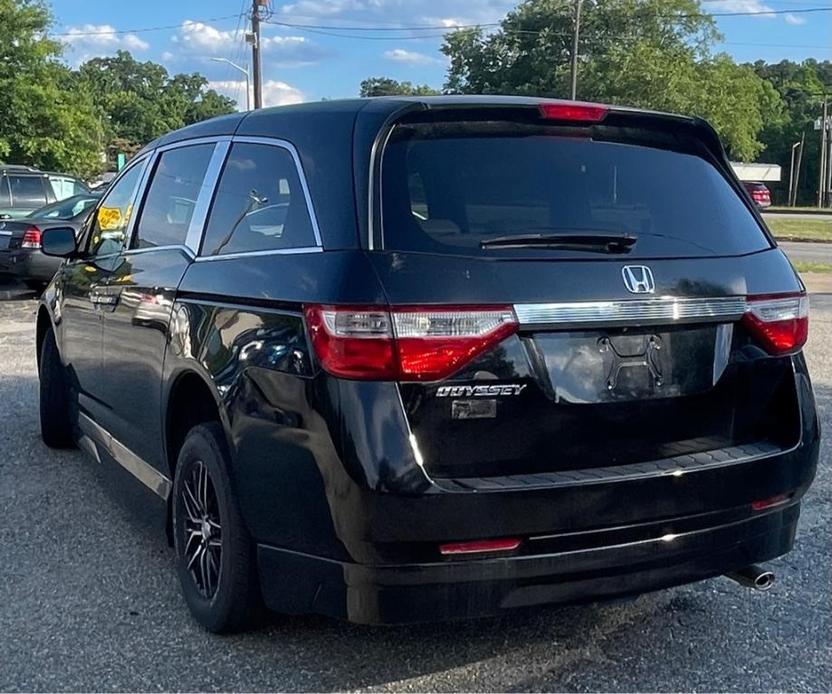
left=49, top=0, right=832, bottom=108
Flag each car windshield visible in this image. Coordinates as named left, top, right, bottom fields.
left=28, top=194, right=99, bottom=220
left=381, top=120, right=771, bottom=259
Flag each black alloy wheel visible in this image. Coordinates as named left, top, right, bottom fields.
left=180, top=459, right=222, bottom=599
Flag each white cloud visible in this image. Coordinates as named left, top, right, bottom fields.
left=208, top=79, right=304, bottom=109
left=60, top=24, right=149, bottom=62
left=784, top=13, right=806, bottom=25
left=704, top=0, right=775, bottom=18
left=175, top=20, right=326, bottom=66
left=383, top=48, right=442, bottom=65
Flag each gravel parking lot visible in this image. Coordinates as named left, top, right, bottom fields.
left=0, top=281, right=829, bottom=693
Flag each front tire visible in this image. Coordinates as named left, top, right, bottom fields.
left=172, top=423, right=262, bottom=633
left=39, top=329, right=75, bottom=448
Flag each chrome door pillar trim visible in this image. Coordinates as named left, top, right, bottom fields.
left=184, top=139, right=231, bottom=254
left=78, top=412, right=172, bottom=500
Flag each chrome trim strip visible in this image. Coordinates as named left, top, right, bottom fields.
left=193, top=246, right=323, bottom=262
left=155, top=135, right=232, bottom=153
left=185, top=140, right=231, bottom=253
left=229, top=136, right=323, bottom=248
left=513, top=296, right=748, bottom=326
left=121, top=244, right=195, bottom=260
left=78, top=413, right=172, bottom=500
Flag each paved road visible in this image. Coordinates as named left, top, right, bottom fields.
left=778, top=241, right=832, bottom=265
left=0, top=287, right=830, bottom=692
left=764, top=212, right=832, bottom=222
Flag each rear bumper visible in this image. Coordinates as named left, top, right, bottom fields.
left=9, top=249, right=60, bottom=282
left=257, top=503, right=800, bottom=624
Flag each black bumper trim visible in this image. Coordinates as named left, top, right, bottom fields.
left=256, top=504, right=799, bottom=625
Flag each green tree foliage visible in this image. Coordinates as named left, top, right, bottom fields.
left=76, top=51, right=236, bottom=159
left=0, top=0, right=104, bottom=178
left=440, top=0, right=780, bottom=160
left=360, top=77, right=440, bottom=97
left=748, top=59, right=832, bottom=204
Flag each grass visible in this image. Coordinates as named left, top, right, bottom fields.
left=765, top=216, right=832, bottom=242
left=793, top=261, right=832, bottom=274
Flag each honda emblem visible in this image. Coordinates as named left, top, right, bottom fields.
left=622, top=265, right=655, bottom=294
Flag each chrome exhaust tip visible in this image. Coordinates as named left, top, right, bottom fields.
left=726, top=564, right=775, bottom=591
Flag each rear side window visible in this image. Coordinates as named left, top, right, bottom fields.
left=201, top=143, right=316, bottom=256
left=381, top=121, right=770, bottom=259
left=0, top=178, right=9, bottom=207
left=134, top=144, right=214, bottom=249
left=9, top=175, right=46, bottom=206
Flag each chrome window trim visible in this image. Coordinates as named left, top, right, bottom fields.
left=197, top=135, right=323, bottom=254
left=121, top=244, right=196, bottom=260
left=128, top=137, right=230, bottom=255
left=513, top=296, right=748, bottom=326
left=185, top=140, right=231, bottom=253
left=193, top=246, right=323, bottom=262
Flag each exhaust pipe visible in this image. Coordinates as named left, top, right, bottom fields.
left=726, top=564, right=775, bottom=591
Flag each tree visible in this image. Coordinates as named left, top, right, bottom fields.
left=360, top=77, right=440, bottom=97
left=748, top=59, right=832, bottom=204
left=0, top=0, right=104, bottom=178
left=441, top=0, right=779, bottom=160
left=75, top=51, right=236, bottom=161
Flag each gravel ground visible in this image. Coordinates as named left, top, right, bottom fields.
left=0, top=283, right=829, bottom=692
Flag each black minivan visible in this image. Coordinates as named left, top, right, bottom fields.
left=36, top=97, right=819, bottom=633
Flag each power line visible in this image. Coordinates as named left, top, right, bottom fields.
left=49, top=13, right=245, bottom=38
left=261, top=5, right=831, bottom=33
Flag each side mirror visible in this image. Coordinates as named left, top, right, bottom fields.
left=41, top=227, right=78, bottom=258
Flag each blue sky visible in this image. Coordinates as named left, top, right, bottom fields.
left=50, top=0, right=832, bottom=108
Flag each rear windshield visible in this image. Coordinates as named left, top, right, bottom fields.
left=380, top=121, right=771, bottom=259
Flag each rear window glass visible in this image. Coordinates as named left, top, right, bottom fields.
left=380, top=122, right=770, bottom=258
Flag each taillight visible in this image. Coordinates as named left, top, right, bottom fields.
left=743, top=293, right=808, bottom=355
left=539, top=102, right=608, bottom=123
left=21, top=226, right=42, bottom=249
left=304, top=305, right=518, bottom=381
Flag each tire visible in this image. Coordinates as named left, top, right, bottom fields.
left=172, top=422, right=262, bottom=633
left=39, top=329, right=75, bottom=448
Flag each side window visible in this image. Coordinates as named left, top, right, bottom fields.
left=133, top=144, right=214, bottom=249
left=201, top=143, right=316, bottom=256
left=0, top=178, right=9, bottom=207
left=9, top=176, right=47, bottom=206
left=88, top=161, right=145, bottom=257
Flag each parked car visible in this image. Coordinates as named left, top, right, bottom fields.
left=0, top=194, right=100, bottom=289
left=743, top=181, right=772, bottom=208
left=0, top=165, right=89, bottom=219
left=36, top=98, right=819, bottom=633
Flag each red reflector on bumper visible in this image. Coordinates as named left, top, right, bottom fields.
left=751, top=493, right=791, bottom=511
left=439, top=538, right=522, bottom=555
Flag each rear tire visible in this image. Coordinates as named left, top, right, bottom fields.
left=172, top=422, right=263, bottom=633
left=39, top=329, right=75, bottom=448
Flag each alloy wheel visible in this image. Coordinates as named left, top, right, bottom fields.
left=180, top=460, right=222, bottom=599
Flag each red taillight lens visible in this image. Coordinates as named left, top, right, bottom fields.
left=304, top=305, right=518, bottom=381
left=21, top=226, right=42, bottom=249
left=743, top=293, right=808, bottom=355
left=539, top=102, right=608, bottom=123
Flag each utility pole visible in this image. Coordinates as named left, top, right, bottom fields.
left=248, top=0, right=266, bottom=109
left=569, top=0, right=583, bottom=101
left=818, top=98, right=828, bottom=208
left=794, top=131, right=805, bottom=207
left=788, top=141, right=800, bottom=207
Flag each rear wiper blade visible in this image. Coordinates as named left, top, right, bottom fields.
left=480, top=231, right=637, bottom=253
